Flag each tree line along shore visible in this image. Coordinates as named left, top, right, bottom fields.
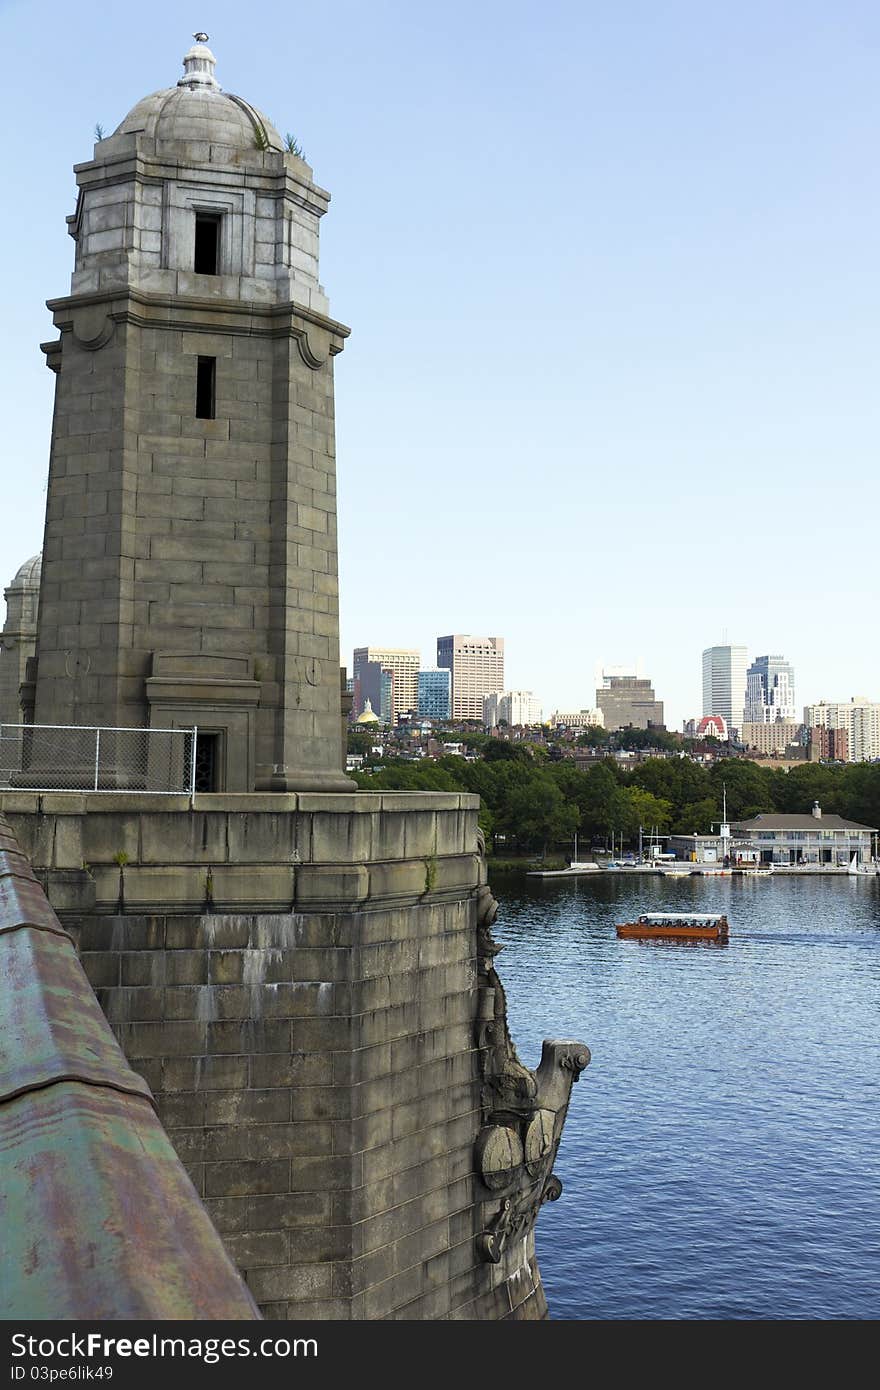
left=351, top=739, right=880, bottom=860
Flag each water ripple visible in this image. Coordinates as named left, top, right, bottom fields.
left=494, top=873, right=880, bottom=1319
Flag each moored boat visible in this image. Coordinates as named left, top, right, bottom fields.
left=616, top=912, right=730, bottom=942
left=848, top=855, right=878, bottom=876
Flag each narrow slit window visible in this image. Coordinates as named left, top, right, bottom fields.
left=194, top=213, right=221, bottom=274
left=196, top=356, right=216, bottom=419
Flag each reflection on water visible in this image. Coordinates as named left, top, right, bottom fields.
left=493, top=873, right=880, bottom=1319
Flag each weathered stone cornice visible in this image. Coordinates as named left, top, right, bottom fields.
left=46, top=287, right=350, bottom=357
left=0, top=792, right=483, bottom=917
left=71, top=149, right=330, bottom=219
left=39, top=340, right=62, bottom=372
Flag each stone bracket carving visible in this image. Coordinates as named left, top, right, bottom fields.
left=472, top=842, right=589, bottom=1263
left=474, top=1037, right=589, bottom=1264
left=476, top=1173, right=564, bottom=1266
left=294, top=325, right=331, bottom=370
left=71, top=304, right=116, bottom=351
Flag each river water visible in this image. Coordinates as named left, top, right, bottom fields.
left=493, top=871, right=880, bottom=1320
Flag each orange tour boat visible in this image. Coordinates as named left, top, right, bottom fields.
left=616, top=912, right=730, bottom=942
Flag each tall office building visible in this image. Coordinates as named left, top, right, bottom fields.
left=702, top=645, right=748, bottom=733
left=745, top=655, right=796, bottom=724
left=352, top=648, right=419, bottom=726
left=417, top=669, right=451, bottom=720
left=437, top=635, right=504, bottom=722
left=595, top=673, right=664, bottom=730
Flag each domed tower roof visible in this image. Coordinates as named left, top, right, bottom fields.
left=112, top=36, right=284, bottom=152
left=9, top=553, right=41, bottom=591
left=356, top=701, right=380, bottom=725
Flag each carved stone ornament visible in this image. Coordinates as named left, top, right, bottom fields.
left=294, top=324, right=331, bottom=370
left=71, top=304, right=116, bottom=351
left=292, top=655, right=321, bottom=687
left=472, top=834, right=590, bottom=1263
left=524, top=1108, right=556, bottom=1179
left=64, top=651, right=92, bottom=678
left=475, top=1124, right=525, bottom=1192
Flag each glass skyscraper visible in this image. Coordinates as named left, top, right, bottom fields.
left=745, top=655, right=796, bottom=724
left=418, top=669, right=451, bottom=720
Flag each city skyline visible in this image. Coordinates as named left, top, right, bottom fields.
left=2, top=3, right=878, bottom=732
left=346, top=633, right=869, bottom=732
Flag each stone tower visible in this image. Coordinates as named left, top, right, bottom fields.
left=0, top=555, right=41, bottom=729
left=32, top=39, right=352, bottom=791
left=3, top=39, right=589, bottom=1322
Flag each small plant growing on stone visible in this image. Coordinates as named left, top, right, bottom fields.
left=94, top=123, right=105, bottom=142
left=285, top=133, right=306, bottom=159
left=113, top=850, right=129, bottom=867
left=253, top=122, right=270, bottom=152
left=424, top=856, right=438, bottom=895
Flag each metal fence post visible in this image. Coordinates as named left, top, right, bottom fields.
left=94, top=728, right=101, bottom=792
left=190, top=726, right=198, bottom=801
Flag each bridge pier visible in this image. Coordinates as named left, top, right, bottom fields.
left=2, top=790, right=587, bottom=1320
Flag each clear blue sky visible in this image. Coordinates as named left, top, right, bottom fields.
left=2, top=1, right=878, bottom=727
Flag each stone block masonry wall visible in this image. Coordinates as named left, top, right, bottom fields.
left=0, top=792, right=573, bottom=1320
left=35, top=324, right=136, bottom=730
left=75, top=902, right=496, bottom=1319
left=36, top=292, right=351, bottom=789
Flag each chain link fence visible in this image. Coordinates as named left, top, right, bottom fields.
left=0, top=724, right=197, bottom=795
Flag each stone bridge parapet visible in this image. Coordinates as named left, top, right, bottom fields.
left=0, top=790, right=587, bottom=1320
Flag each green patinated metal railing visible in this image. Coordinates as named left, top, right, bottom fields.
left=0, top=812, right=259, bottom=1320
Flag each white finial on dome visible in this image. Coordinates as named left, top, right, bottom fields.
left=178, top=34, right=220, bottom=90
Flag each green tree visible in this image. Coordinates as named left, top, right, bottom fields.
left=839, top=763, right=880, bottom=829
left=494, top=775, right=579, bottom=854
left=616, top=727, right=682, bottom=752
left=671, top=797, right=719, bottom=835
left=618, top=787, right=673, bottom=837
left=347, top=728, right=377, bottom=755
left=773, top=763, right=843, bottom=814
left=353, top=761, right=460, bottom=793
left=576, top=762, right=629, bottom=840
left=575, top=726, right=610, bottom=748
left=708, top=760, right=774, bottom=819
left=484, top=740, right=532, bottom=763
left=630, top=756, right=710, bottom=807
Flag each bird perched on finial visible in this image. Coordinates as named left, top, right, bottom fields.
left=193, top=31, right=209, bottom=42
